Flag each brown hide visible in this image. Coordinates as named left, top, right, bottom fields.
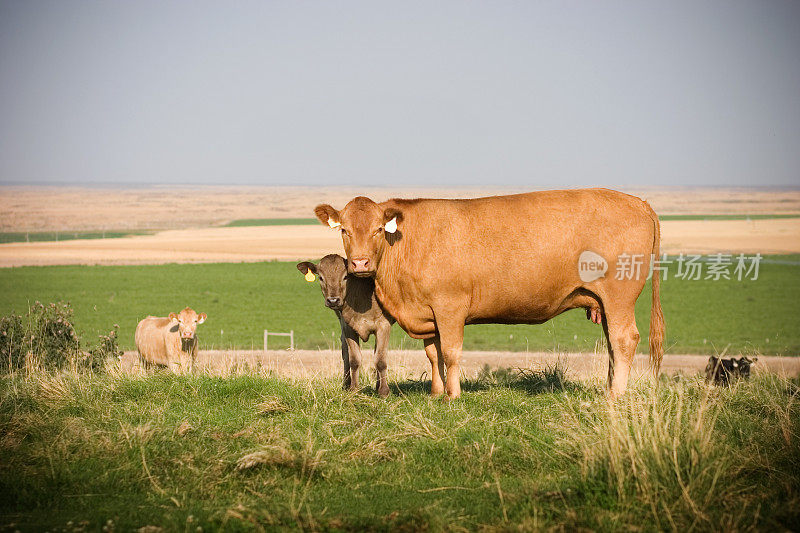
left=316, top=188, right=665, bottom=398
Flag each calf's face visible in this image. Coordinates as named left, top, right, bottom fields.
left=314, top=197, right=402, bottom=277
left=297, top=254, right=348, bottom=310
left=168, top=307, right=207, bottom=339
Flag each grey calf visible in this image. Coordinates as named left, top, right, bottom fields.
left=297, top=254, right=395, bottom=397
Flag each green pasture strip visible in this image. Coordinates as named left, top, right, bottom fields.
left=0, top=230, right=152, bottom=244
left=0, top=257, right=798, bottom=355
left=223, top=218, right=319, bottom=227
left=0, top=371, right=797, bottom=531
left=659, top=214, right=800, bottom=221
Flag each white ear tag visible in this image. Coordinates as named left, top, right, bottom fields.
left=328, top=219, right=341, bottom=229
left=385, top=217, right=397, bottom=234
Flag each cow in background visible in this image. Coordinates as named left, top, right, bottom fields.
left=135, top=307, right=207, bottom=373
left=315, top=188, right=665, bottom=399
left=706, top=356, right=756, bottom=386
left=297, top=254, right=394, bottom=397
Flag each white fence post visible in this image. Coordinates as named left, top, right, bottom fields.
left=263, top=330, right=295, bottom=351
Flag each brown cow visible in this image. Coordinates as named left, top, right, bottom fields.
left=297, top=254, right=395, bottom=397
left=135, top=307, right=207, bottom=373
left=315, top=188, right=664, bottom=399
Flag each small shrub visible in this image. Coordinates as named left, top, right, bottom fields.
left=0, top=301, right=80, bottom=371
left=0, top=302, right=118, bottom=373
left=83, top=325, right=122, bottom=372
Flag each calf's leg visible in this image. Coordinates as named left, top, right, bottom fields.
left=340, top=329, right=351, bottom=390
left=373, top=323, right=391, bottom=397
left=343, top=327, right=362, bottom=391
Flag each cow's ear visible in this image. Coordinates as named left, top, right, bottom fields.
left=197, top=313, right=206, bottom=324
left=168, top=312, right=178, bottom=321
left=296, top=261, right=317, bottom=275
left=315, top=204, right=341, bottom=229
left=383, top=208, right=403, bottom=233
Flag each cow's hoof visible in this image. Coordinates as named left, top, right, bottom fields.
left=377, top=386, right=390, bottom=398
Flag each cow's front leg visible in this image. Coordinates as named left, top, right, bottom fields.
left=373, top=322, right=391, bottom=398
left=339, top=321, right=351, bottom=390
left=343, top=326, right=362, bottom=391
left=433, top=312, right=466, bottom=399
left=423, top=336, right=446, bottom=397
left=177, top=351, right=193, bottom=374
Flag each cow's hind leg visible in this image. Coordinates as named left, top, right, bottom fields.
left=423, top=336, right=446, bottom=397
left=602, top=301, right=640, bottom=397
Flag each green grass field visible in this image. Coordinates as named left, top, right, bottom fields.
left=1, top=369, right=797, bottom=531
left=1, top=257, right=799, bottom=355
left=0, top=230, right=153, bottom=244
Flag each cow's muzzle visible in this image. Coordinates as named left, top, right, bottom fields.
left=325, top=297, right=343, bottom=309
left=349, top=258, right=375, bottom=277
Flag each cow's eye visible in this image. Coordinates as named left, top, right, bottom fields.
left=374, top=227, right=384, bottom=236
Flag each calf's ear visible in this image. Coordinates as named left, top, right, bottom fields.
left=168, top=312, right=178, bottom=321
left=197, top=313, right=206, bottom=324
left=383, top=208, right=403, bottom=233
left=314, top=204, right=341, bottom=229
left=296, top=262, right=317, bottom=275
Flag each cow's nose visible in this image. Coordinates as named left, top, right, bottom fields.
left=351, top=258, right=370, bottom=271
left=325, top=297, right=342, bottom=308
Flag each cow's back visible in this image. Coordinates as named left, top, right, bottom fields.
left=376, top=189, right=657, bottom=333
left=135, top=316, right=172, bottom=366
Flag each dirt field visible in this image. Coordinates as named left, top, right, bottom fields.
left=1, top=186, right=798, bottom=266
left=0, top=216, right=797, bottom=267
left=2, top=185, right=800, bottom=232
left=119, top=349, right=800, bottom=380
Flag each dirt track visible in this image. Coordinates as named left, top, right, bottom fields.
left=120, top=350, right=800, bottom=380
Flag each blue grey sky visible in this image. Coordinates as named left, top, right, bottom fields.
left=1, top=1, right=798, bottom=187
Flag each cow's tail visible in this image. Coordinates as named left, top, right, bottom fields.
left=648, top=204, right=665, bottom=374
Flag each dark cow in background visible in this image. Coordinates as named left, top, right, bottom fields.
left=706, top=356, right=756, bottom=386
left=315, top=188, right=665, bottom=399
left=297, top=254, right=395, bottom=397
